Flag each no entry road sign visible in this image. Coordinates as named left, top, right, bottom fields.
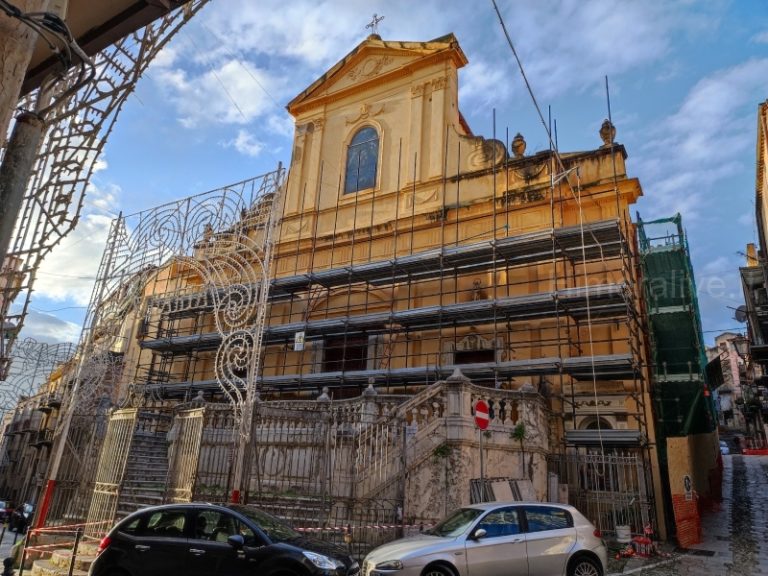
left=474, top=399, right=489, bottom=430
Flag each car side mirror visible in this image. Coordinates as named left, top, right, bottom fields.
left=227, top=534, right=245, bottom=549
left=471, top=528, right=487, bottom=540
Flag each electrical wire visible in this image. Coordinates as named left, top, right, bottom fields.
left=0, top=0, right=95, bottom=118
left=491, top=0, right=615, bottom=504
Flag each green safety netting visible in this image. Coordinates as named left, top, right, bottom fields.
left=637, top=213, right=716, bottom=438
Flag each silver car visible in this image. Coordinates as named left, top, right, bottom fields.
left=363, top=502, right=606, bottom=576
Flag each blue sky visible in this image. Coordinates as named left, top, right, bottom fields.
left=18, top=0, right=768, bottom=347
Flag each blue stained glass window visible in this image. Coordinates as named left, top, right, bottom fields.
left=344, top=127, right=379, bottom=194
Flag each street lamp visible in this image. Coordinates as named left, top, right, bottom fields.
left=731, top=335, right=749, bottom=359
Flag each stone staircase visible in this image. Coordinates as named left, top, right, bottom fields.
left=29, top=543, right=99, bottom=576
left=116, top=431, right=169, bottom=517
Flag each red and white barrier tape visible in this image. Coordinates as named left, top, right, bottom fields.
left=295, top=523, right=433, bottom=533
left=23, top=541, right=77, bottom=553
left=33, top=519, right=112, bottom=533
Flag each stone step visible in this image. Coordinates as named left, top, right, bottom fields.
left=49, top=548, right=97, bottom=572
left=126, top=462, right=167, bottom=470
left=128, top=453, right=168, bottom=461
left=123, top=475, right=167, bottom=483
left=118, top=495, right=164, bottom=508
left=30, top=558, right=88, bottom=576
left=122, top=479, right=166, bottom=487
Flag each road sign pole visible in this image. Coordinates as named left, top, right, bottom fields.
left=474, top=399, right=490, bottom=502
left=479, top=428, right=485, bottom=500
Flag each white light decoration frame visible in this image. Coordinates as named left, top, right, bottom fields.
left=0, top=0, right=210, bottom=380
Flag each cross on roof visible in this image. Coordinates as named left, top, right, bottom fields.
left=366, top=13, right=384, bottom=36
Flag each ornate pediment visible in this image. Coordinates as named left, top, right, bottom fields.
left=287, top=34, right=467, bottom=115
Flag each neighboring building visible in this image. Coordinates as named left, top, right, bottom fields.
left=638, top=214, right=719, bottom=548
left=0, top=349, right=72, bottom=508
left=705, top=332, right=746, bottom=429
left=740, top=99, right=768, bottom=448
left=32, top=33, right=670, bottom=545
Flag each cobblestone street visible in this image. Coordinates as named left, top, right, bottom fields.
left=615, top=455, right=768, bottom=576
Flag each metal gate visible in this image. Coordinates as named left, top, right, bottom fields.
left=165, top=408, right=205, bottom=502
left=85, top=409, right=138, bottom=534
left=247, top=398, right=406, bottom=554
left=548, top=450, right=654, bottom=537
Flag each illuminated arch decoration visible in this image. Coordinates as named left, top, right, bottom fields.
left=75, top=169, right=285, bottom=428
left=0, top=1, right=210, bottom=381
left=0, top=339, right=74, bottom=417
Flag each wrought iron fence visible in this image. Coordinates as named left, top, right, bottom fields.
left=547, top=450, right=654, bottom=537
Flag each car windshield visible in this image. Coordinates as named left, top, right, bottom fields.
left=231, top=505, right=302, bottom=543
left=426, top=508, right=484, bottom=537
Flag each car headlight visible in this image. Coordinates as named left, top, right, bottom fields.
left=302, top=551, right=344, bottom=570
left=375, top=559, right=404, bottom=570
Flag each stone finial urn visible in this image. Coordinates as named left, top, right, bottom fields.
left=599, top=119, right=616, bottom=146
left=511, top=133, right=526, bottom=158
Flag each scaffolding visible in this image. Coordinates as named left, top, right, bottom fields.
left=106, top=136, right=658, bottom=535
left=637, top=213, right=716, bottom=437
left=135, top=147, right=648, bottom=439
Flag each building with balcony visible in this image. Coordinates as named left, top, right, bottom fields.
left=739, top=99, right=768, bottom=449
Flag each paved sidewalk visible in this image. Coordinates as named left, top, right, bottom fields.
left=608, top=454, right=768, bottom=576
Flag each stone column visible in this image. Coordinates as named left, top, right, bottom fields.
left=407, top=82, right=425, bottom=184
left=0, top=0, right=51, bottom=144
left=427, top=77, right=448, bottom=179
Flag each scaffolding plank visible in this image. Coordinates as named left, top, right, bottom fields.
left=144, top=353, right=633, bottom=395
left=140, top=283, right=628, bottom=352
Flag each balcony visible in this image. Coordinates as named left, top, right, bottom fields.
left=37, top=392, right=62, bottom=413
left=30, top=429, right=53, bottom=448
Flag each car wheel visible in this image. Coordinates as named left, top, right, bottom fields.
left=568, top=555, right=601, bottom=576
left=422, top=564, right=455, bottom=576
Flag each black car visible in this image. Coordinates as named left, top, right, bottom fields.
left=9, top=503, right=33, bottom=532
left=88, top=502, right=359, bottom=576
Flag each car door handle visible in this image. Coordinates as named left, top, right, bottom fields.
left=510, top=538, right=524, bottom=543
left=189, top=548, right=206, bottom=556
left=135, top=545, right=151, bottom=552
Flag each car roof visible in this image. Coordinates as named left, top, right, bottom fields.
left=121, top=502, right=236, bottom=517
left=463, top=501, right=577, bottom=512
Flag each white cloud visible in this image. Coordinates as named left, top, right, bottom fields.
left=738, top=211, right=754, bottom=227
left=34, top=214, right=112, bottom=305
left=17, top=311, right=81, bottom=344
left=636, top=58, right=768, bottom=221
left=202, top=0, right=374, bottom=67
left=483, top=1, right=676, bottom=101
left=752, top=30, right=768, bottom=44
left=154, top=58, right=286, bottom=128
left=224, top=129, right=265, bottom=157
left=86, top=180, right=121, bottom=217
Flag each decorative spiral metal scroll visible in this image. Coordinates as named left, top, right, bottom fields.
left=0, top=1, right=210, bottom=380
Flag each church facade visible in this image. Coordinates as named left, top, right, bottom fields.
left=30, top=33, right=667, bottom=547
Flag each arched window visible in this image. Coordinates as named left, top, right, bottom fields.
left=344, top=126, right=379, bottom=194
